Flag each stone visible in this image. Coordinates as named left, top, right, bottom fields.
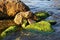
left=0, top=20, right=16, bottom=34
left=28, top=19, right=36, bottom=24
left=14, top=13, right=23, bottom=25
left=23, top=21, right=54, bottom=33
left=22, top=19, right=28, bottom=28
left=45, top=20, right=57, bottom=25
left=14, top=11, right=33, bottom=25
left=1, top=25, right=18, bottom=39
left=20, top=11, right=33, bottom=18
left=0, top=0, right=30, bottom=19
left=35, top=11, right=50, bottom=21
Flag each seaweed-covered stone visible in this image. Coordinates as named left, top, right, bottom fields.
left=22, top=21, right=54, bottom=33
left=45, top=20, right=57, bottom=25
left=22, top=19, right=28, bottom=27
left=35, top=11, right=50, bottom=21
left=0, top=25, right=18, bottom=38
left=0, top=20, right=16, bottom=34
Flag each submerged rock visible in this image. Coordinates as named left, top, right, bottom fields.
left=22, top=19, right=28, bottom=28
left=35, top=11, right=50, bottom=21
left=1, top=25, right=18, bottom=39
left=0, top=0, right=30, bottom=19
left=22, top=21, right=54, bottom=33
left=45, top=20, right=57, bottom=25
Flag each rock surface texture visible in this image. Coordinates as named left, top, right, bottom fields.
left=0, top=0, right=30, bottom=19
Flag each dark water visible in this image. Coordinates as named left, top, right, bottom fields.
left=4, top=0, right=60, bottom=40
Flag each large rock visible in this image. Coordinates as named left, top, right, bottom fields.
left=14, top=11, right=39, bottom=25
left=22, top=21, right=54, bottom=33
left=14, top=13, right=23, bottom=25
left=0, top=20, right=16, bottom=34
left=0, top=0, right=30, bottom=19
left=14, top=11, right=33, bottom=25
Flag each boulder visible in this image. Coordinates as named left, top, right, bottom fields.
left=14, top=11, right=40, bottom=25
left=35, top=11, right=50, bottom=21
left=22, top=21, right=54, bottom=33
left=1, top=25, right=18, bottom=39
left=20, top=11, right=33, bottom=18
left=14, top=13, right=23, bottom=25
left=22, top=19, right=28, bottom=28
left=28, top=19, right=36, bottom=24
left=14, top=11, right=33, bottom=25
left=0, top=0, right=30, bottom=19
left=0, top=20, right=16, bottom=34
left=45, top=20, right=57, bottom=25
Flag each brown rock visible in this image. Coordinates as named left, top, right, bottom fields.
left=14, top=13, right=23, bottom=25
left=0, top=1, right=3, bottom=12
left=32, top=15, right=39, bottom=21
left=28, top=19, right=36, bottom=24
left=14, top=11, right=33, bottom=25
left=0, top=20, right=16, bottom=34
left=20, top=11, right=33, bottom=18
left=0, top=0, right=30, bottom=18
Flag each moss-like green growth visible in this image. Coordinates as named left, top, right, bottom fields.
left=35, top=11, right=50, bottom=21
left=22, top=19, right=28, bottom=28
left=22, top=21, right=54, bottom=33
left=45, top=20, right=57, bottom=25
left=0, top=25, right=18, bottom=38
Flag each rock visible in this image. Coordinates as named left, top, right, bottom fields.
left=20, top=11, right=33, bottom=18
left=1, top=25, right=18, bottom=39
left=0, top=0, right=30, bottom=19
left=14, top=11, right=33, bottom=25
left=0, top=1, right=3, bottom=13
left=45, top=20, right=57, bottom=25
left=22, top=19, right=28, bottom=28
left=35, top=11, right=50, bottom=21
left=23, top=21, right=54, bottom=33
left=14, top=13, right=23, bottom=25
left=30, top=14, right=39, bottom=21
left=0, top=20, right=16, bottom=34
left=28, top=19, right=36, bottom=24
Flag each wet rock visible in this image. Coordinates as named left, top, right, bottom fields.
left=22, top=21, right=54, bottom=33
left=1, top=25, right=18, bottom=39
left=0, top=20, right=16, bottom=34
left=20, top=11, right=33, bottom=18
left=14, top=13, right=23, bottom=25
left=31, top=15, right=39, bottom=21
left=35, top=11, right=50, bottom=21
left=14, top=11, right=33, bottom=25
left=28, top=19, right=36, bottom=24
left=22, top=19, right=28, bottom=28
left=45, top=20, right=57, bottom=25
left=0, top=0, right=30, bottom=19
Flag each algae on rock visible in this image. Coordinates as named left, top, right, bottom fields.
left=22, top=21, right=54, bottom=33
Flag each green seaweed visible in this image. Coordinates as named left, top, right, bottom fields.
left=35, top=11, right=50, bottom=21
left=0, top=25, right=18, bottom=38
left=22, top=21, right=54, bottom=34
left=45, top=20, right=57, bottom=25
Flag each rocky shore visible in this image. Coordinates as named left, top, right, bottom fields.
left=0, top=0, right=60, bottom=40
